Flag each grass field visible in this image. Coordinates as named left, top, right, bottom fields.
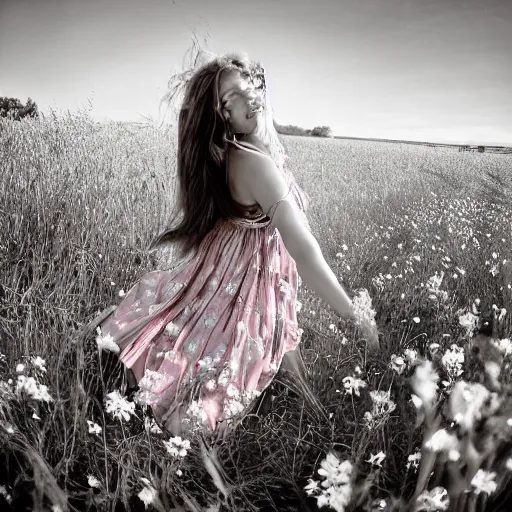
left=1, top=113, right=512, bottom=512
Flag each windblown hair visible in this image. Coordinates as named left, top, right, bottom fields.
left=149, top=42, right=288, bottom=260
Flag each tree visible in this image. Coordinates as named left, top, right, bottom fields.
left=311, top=125, right=332, bottom=138
left=0, top=97, right=40, bottom=120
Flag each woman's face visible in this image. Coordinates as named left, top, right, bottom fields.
left=218, top=69, right=264, bottom=136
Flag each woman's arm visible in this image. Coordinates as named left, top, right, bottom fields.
left=238, top=152, right=355, bottom=320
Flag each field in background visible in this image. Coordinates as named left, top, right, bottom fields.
left=1, top=113, right=512, bottom=511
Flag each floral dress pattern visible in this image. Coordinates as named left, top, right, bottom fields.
left=99, top=140, right=311, bottom=437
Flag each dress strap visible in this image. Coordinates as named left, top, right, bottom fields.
left=229, top=139, right=272, bottom=159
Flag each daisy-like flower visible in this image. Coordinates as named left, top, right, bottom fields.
left=366, top=451, right=386, bottom=467
left=95, top=327, right=120, bottom=354
left=406, top=451, right=421, bottom=470
left=31, top=356, right=47, bottom=372
left=163, top=436, right=191, bottom=458
left=458, top=311, right=479, bottom=337
left=427, top=272, right=444, bottom=292
left=471, top=470, right=497, bottom=495
left=87, top=475, right=101, bottom=488
left=415, top=486, right=449, bottom=511
left=390, top=354, right=406, bottom=375
left=341, top=376, right=367, bottom=397
left=87, top=420, right=102, bottom=435
left=15, top=376, right=53, bottom=402
left=403, top=348, right=418, bottom=365
left=317, top=452, right=353, bottom=489
left=104, top=390, right=136, bottom=422
left=441, top=345, right=464, bottom=379
left=138, top=484, right=158, bottom=509
left=369, top=390, right=395, bottom=410
left=304, top=478, right=320, bottom=496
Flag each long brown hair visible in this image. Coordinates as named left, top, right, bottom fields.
left=148, top=42, right=289, bottom=260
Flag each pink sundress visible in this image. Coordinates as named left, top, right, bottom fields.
left=99, top=139, right=311, bottom=437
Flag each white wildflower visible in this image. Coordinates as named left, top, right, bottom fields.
left=163, top=436, right=191, bottom=458
left=406, top=451, right=421, bottom=470
left=317, top=452, right=353, bottom=489
left=403, top=348, right=418, bottom=365
left=459, top=311, right=478, bottom=336
left=87, top=420, right=102, bottom=435
left=87, top=475, right=101, bottom=488
left=390, top=354, right=406, bottom=375
left=95, top=328, right=120, bottom=354
left=138, top=484, right=158, bottom=509
left=441, top=344, right=464, bottom=379
left=304, top=478, right=320, bottom=496
left=105, top=390, right=136, bottom=422
left=15, top=375, right=53, bottom=402
left=416, top=486, right=449, bottom=511
left=471, top=470, right=497, bottom=495
left=366, top=451, right=386, bottom=467
left=341, top=376, right=367, bottom=397
left=31, top=356, right=47, bottom=372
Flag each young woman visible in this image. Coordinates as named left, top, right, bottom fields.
left=98, top=48, right=379, bottom=442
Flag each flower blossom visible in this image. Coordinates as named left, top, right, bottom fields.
left=104, top=390, right=136, bottom=422
left=163, top=436, right=191, bottom=458
left=95, top=327, right=120, bottom=354
left=415, top=486, right=449, bottom=511
left=341, top=376, right=367, bottom=397
left=471, top=470, right=497, bottom=495
left=366, top=451, right=386, bottom=467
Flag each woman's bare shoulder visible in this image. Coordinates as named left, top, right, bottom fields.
left=227, top=147, right=260, bottom=206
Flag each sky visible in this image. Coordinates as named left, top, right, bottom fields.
left=1, top=0, right=511, bottom=146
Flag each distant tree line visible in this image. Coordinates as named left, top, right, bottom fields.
left=273, top=120, right=332, bottom=138
left=0, top=97, right=40, bottom=120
